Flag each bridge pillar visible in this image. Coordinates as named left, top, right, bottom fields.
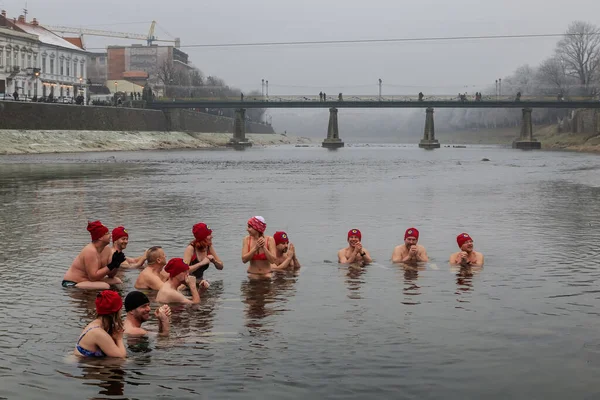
left=512, top=108, right=541, bottom=150
left=227, top=108, right=252, bottom=148
left=419, top=107, right=440, bottom=149
left=322, top=107, right=344, bottom=148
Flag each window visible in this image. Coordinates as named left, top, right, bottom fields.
left=0, top=48, right=3, bottom=67
left=6, top=50, right=11, bottom=67
left=27, top=54, right=32, bottom=68
left=60, top=60, right=64, bottom=75
left=14, top=51, right=18, bottom=67
left=21, top=52, right=25, bottom=67
left=73, top=61, right=77, bottom=77
left=42, top=56, right=46, bottom=73
left=50, top=59, right=54, bottom=74
left=99, top=57, right=106, bottom=65
left=66, top=61, right=70, bottom=76
left=33, top=54, right=37, bottom=68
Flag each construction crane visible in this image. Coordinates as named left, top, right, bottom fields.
left=42, top=21, right=181, bottom=47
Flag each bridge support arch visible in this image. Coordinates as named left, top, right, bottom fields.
left=512, top=108, right=541, bottom=150
left=227, top=108, right=252, bottom=148
left=419, top=107, right=440, bottom=149
left=322, top=107, right=344, bottom=148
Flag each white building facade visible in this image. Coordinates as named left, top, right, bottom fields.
left=0, top=24, right=39, bottom=98
left=15, top=16, right=88, bottom=101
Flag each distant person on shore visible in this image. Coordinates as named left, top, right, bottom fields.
left=62, top=221, right=124, bottom=289
left=418, top=92, right=424, bottom=101
left=450, top=233, right=484, bottom=267
left=271, top=231, right=301, bottom=270
left=323, top=92, right=327, bottom=101
left=338, top=229, right=372, bottom=266
left=74, top=290, right=126, bottom=358
left=242, top=216, right=276, bottom=279
left=319, top=91, right=323, bottom=101
left=12, top=90, right=18, bottom=101
left=110, top=226, right=147, bottom=269
left=157, top=258, right=207, bottom=304
left=183, top=222, right=224, bottom=283
left=123, top=291, right=171, bottom=336
left=134, top=246, right=169, bottom=290
left=392, top=228, right=429, bottom=264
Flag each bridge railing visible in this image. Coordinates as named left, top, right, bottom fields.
left=155, top=94, right=599, bottom=103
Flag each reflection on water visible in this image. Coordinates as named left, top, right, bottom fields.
left=4, top=146, right=600, bottom=398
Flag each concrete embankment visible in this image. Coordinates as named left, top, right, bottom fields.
left=0, top=101, right=274, bottom=133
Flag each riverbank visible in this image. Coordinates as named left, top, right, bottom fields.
left=437, top=124, right=600, bottom=153
left=0, top=130, right=313, bottom=155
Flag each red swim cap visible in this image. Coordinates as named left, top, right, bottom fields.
left=192, top=223, right=212, bottom=242
left=165, top=258, right=190, bottom=278
left=348, top=229, right=361, bottom=241
left=457, top=233, right=472, bottom=248
left=248, top=216, right=266, bottom=234
left=95, top=290, right=123, bottom=315
left=87, top=220, right=109, bottom=241
left=404, top=228, right=419, bottom=240
left=273, top=231, right=289, bottom=245
left=112, top=226, right=128, bottom=242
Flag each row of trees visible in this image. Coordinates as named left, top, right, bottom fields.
left=420, top=21, right=600, bottom=131
left=155, top=60, right=266, bottom=123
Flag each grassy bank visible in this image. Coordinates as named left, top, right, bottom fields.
left=0, top=130, right=313, bottom=155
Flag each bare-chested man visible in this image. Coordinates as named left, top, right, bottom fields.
left=271, top=231, right=301, bottom=270
left=157, top=258, right=208, bottom=304
left=110, top=226, right=147, bottom=269
left=62, top=221, right=125, bottom=289
left=392, top=227, right=429, bottom=264
left=450, top=233, right=484, bottom=267
left=338, top=229, right=372, bottom=265
left=134, top=246, right=169, bottom=291
left=123, top=291, right=171, bottom=336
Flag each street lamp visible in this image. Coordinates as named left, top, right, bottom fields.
left=261, top=79, right=264, bottom=97
left=266, top=80, right=269, bottom=97
left=378, top=78, right=382, bottom=101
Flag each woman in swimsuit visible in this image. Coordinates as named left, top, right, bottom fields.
left=74, top=290, right=126, bottom=358
left=241, top=216, right=276, bottom=279
left=183, top=222, right=224, bottom=283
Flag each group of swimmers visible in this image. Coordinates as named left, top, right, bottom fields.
left=63, top=216, right=484, bottom=358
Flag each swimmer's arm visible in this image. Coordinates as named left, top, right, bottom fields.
left=188, top=258, right=210, bottom=273
left=189, top=283, right=201, bottom=304
left=391, top=246, right=404, bottom=263
left=158, top=316, right=169, bottom=337
left=417, top=247, right=429, bottom=262
left=96, top=332, right=126, bottom=358
left=271, top=254, right=294, bottom=270
left=361, top=249, right=373, bottom=265
left=125, top=327, right=148, bottom=337
left=83, top=251, right=111, bottom=281
left=209, top=247, right=224, bottom=270
left=123, top=253, right=147, bottom=269
left=292, top=255, right=301, bottom=269
left=242, top=237, right=258, bottom=263
left=263, top=237, right=277, bottom=264
left=473, top=254, right=484, bottom=267
left=338, top=249, right=349, bottom=264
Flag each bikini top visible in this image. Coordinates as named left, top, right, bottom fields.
left=248, top=238, right=268, bottom=261
left=76, top=326, right=105, bottom=357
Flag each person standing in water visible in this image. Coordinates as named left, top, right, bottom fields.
left=183, top=222, right=224, bottom=282
left=338, top=229, right=372, bottom=265
left=242, top=216, right=276, bottom=279
left=73, top=290, right=126, bottom=358
left=271, top=231, right=301, bottom=270
left=450, top=233, right=484, bottom=267
left=392, top=227, right=429, bottom=264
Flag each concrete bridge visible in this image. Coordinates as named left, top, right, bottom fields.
left=150, top=96, right=600, bottom=150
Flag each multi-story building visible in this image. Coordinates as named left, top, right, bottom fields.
left=0, top=12, right=88, bottom=101
left=107, top=44, right=192, bottom=95
left=0, top=11, right=40, bottom=98
left=87, top=51, right=107, bottom=85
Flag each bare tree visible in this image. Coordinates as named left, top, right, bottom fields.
left=556, top=21, right=600, bottom=95
left=537, top=57, right=571, bottom=95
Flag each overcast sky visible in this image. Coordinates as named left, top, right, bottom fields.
left=2, top=0, right=600, bottom=95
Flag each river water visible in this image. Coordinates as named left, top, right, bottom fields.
left=1, top=144, right=600, bottom=399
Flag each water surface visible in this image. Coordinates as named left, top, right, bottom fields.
left=1, top=144, right=600, bottom=399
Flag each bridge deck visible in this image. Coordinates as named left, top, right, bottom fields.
left=151, top=100, right=600, bottom=109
